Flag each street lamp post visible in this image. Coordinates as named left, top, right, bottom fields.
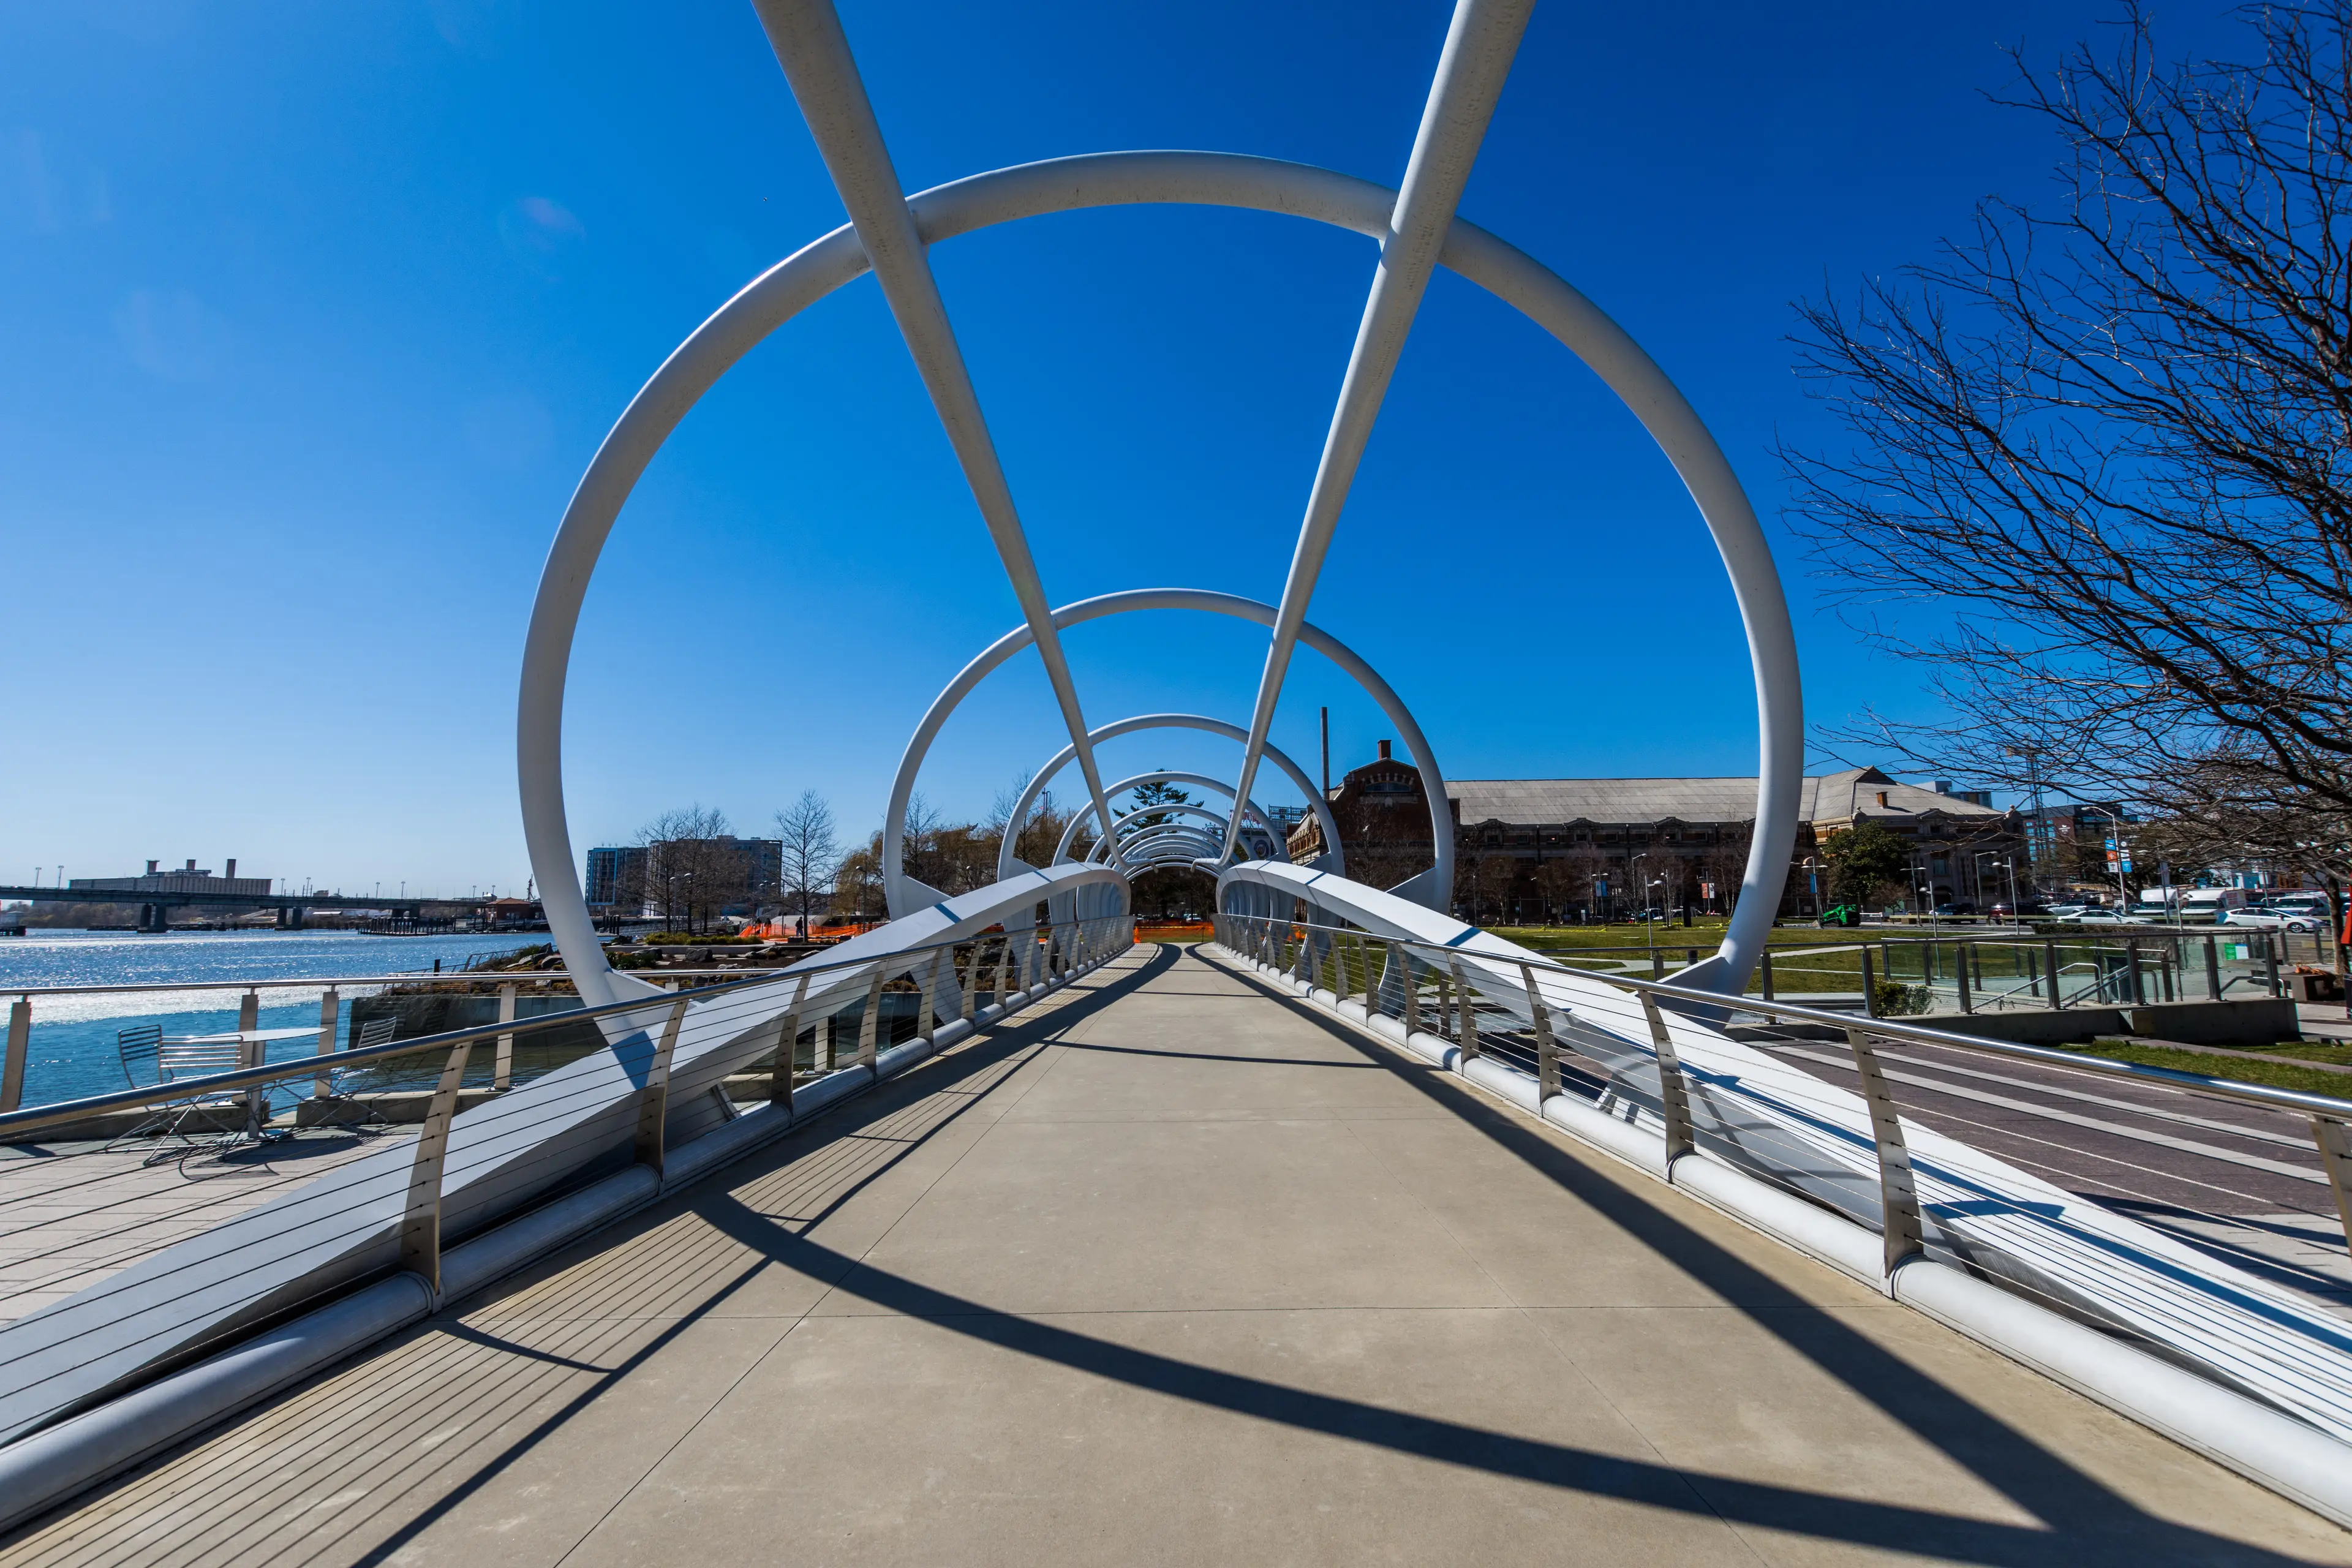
left=1975, top=851, right=2019, bottom=923
left=2086, top=805, right=2133, bottom=913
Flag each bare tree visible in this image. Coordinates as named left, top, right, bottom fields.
left=1785, top=2, right=2352, bottom=839
left=830, top=833, right=884, bottom=927
left=773, top=790, right=840, bottom=940
left=632, top=805, right=745, bottom=935
left=989, top=775, right=1075, bottom=869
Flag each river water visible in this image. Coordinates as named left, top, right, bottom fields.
left=0, top=930, right=546, bottom=1110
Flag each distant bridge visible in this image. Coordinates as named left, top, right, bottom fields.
left=0, top=885, right=531, bottom=930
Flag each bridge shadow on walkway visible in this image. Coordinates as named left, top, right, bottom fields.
left=7, top=943, right=2351, bottom=1566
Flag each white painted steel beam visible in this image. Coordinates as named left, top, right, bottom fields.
left=1224, top=0, right=1533, bottom=869
left=746, top=0, right=1123, bottom=875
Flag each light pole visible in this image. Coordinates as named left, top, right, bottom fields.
left=1974, top=851, right=2019, bottom=922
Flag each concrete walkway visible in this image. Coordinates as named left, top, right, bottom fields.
left=9, top=943, right=2351, bottom=1566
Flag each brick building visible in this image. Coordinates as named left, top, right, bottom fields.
left=1284, top=747, right=2026, bottom=921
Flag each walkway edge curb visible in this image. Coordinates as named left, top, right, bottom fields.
left=0, top=947, right=1127, bottom=1540
left=1204, top=941, right=2352, bottom=1530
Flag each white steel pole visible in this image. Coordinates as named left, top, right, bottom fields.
left=1223, top=0, right=1534, bottom=865
left=748, top=0, right=1125, bottom=873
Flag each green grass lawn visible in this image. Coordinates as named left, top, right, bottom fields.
left=2072, top=1039, right=2352, bottom=1100
left=1489, top=923, right=1880, bottom=993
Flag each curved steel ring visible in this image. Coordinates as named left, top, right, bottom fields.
left=1049, top=771, right=1274, bottom=865
left=889, top=588, right=1442, bottom=916
left=521, top=149, right=1800, bottom=1003
left=993, top=712, right=1340, bottom=892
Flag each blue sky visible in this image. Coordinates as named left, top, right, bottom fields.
left=1, top=1, right=2233, bottom=898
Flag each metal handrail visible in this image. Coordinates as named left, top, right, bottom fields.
left=1218, top=908, right=2352, bottom=1275
left=0, top=919, right=1092, bottom=1138
left=1237, top=912, right=2352, bottom=1121
left=0, top=967, right=807, bottom=998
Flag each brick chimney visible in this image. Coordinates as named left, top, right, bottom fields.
left=146, top=859, right=158, bottom=874
left=1378, top=739, right=1392, bottom=761
left=225, top=858, right=236, bottom=880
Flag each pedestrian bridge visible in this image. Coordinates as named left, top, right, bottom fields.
left=10, top=0, right=2352, bottom=1557
left=6, top=941, right=2347, bottom=1566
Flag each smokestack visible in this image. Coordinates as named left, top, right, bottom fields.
left=1378, top=739, right=1392, bottom=761
left=1321, top=707, right=1329, bottom=796
left=146, top=859, right=158, bottom=875
left=225, top=858, right=236, bottom=880
left=185, top=859, right=197, bottom=872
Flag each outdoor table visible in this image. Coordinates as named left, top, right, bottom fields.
left=160, top=1026, right=330, bottom=1138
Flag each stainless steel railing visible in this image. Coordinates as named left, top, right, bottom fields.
left=0, top=916, right=1129, bottom=1309
left=1214, top=911, right=2352, bottom=1268
left=0, top=963, right=833, bottom=1114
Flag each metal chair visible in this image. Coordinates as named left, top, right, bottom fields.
left=108, top=1023, right=244, bottom=1153
left=307, top=1016, right=401, bottom=1134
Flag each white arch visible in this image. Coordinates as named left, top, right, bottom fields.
left=1049, top=769, right=1274, bottom=865
left=1115, top=826, right=1226, bottom=865
left=887, top=589, right=1444, bottom=916
left=994, top=713, right=1340, bottom=890
left=521, top=150, right=1800, bottom=1001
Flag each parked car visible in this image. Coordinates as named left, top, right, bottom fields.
left=2223, top=907, right=2321, bottom=933
left=2178, top=888, right=2250, bottom=922
left=1931, top=901, right=1977, bottom=918
left=2043, top=903, right=2090, bottom=919
left=2071, top=908, right=2125, bottom=925
left=2265, top=892, right=2332, bottom=919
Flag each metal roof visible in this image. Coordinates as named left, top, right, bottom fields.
left=1444, top=767, right=2007, bottom=826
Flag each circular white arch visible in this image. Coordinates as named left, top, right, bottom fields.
left=521, top=150, right=1801, bottom=1004
left=888, top=588, right=1446, bottom=918
left=1049, top=769, right=1273, bottom=866
left=1076, top=804, right=1235, bottom=859
left=993, top=713, right=1342, bottom=891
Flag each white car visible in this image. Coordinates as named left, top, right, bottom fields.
left=2043, top=903, right=2089, bottom=919
left=2223, top=907, right=2320, bottom=933
left=2071, top=908, right=2125, bottom=925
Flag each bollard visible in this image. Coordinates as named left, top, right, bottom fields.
left=1759, top=951, right=1775, bottom=1003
